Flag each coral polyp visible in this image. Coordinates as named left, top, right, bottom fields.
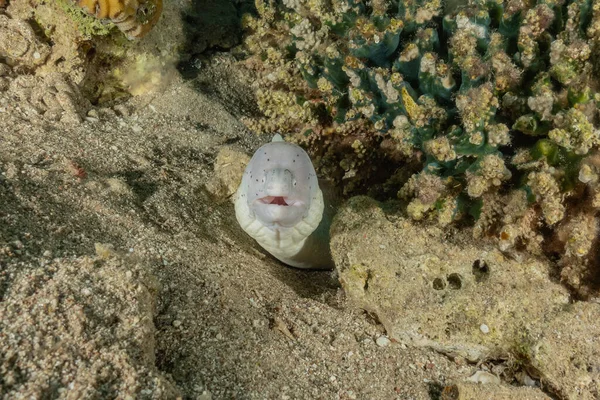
left=241, top=0, right=600, bottom=296
left=75, top=0, right=162, bottom=39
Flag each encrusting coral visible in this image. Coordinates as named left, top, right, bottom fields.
left=241, top=0, right=600, bottom=297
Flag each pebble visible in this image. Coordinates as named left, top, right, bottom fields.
left=87, top=109, right=99, bottom=118
left=376, top=335, right=391, bottom=347
left=197, top=391, right=212, bottom=400
left=253, top=319, right=267, bottom=328
left=519, top=371, right=537, bottom=387
left=466, top=370, right=501, bottom=384
left=172, top=320, right=182, bottom=328
left=480, top=324, right=490, bottom=334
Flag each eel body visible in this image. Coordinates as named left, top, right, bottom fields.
left=234, top=135, right=334, bottom=270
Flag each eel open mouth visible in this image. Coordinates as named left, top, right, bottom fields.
left=259, top=196, right=289, bottom=206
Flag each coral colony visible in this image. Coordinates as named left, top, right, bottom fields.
left=241, top=0, right=600, bottom=295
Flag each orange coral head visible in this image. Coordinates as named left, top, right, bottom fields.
left=75, top=0, right=163, bottom=39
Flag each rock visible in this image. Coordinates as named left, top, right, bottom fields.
left=375, top=335, right=391, bottom=347
left=330, top=196, right=569, bottom=361
left=8, top=73, right=91, bottom=123
left=330, top=196, right=600, bottom=398
left=466, top=371, right=501, bottom=385
left=0, top=14, right=50, bottom=69
left=205, top=147, right=250, bottom=202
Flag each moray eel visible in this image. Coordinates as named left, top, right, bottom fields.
left=235, top=134, right=335, bottom=270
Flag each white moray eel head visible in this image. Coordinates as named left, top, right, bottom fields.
left=235, top=134, right=325, bottom=265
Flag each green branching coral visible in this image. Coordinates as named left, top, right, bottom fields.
left=241, top=0, right=600, bottom=294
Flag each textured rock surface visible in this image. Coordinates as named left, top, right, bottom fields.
left=0, top=13, right=50, bottom=69
left=330, top=196, right=600, bottom=398
left=8, top=73, right=91, bottom=123
left=205, top=146, right=250, bottom=202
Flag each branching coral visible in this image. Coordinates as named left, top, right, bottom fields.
left=242, top=0, right=600, bottom=295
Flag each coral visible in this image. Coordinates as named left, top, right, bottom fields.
left=4, top=0, right=95, bottom=84
left=466, top=154, right=512, bottom=198
left=241, top=0, right=600, bottom=294
left=548, top=108, right=598, bottom=155
left=4, top=0, right=180, bottom=106
left=74, top=0, right=163, bottom=39
left=527, top=171, right=565, bottom=225
left=57, top=0, right=117, bottom=37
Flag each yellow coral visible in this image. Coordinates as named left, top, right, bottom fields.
left=115, top=53, right=176, bottom=96
left=401, top=86, right=420, bottom=122
left=437, top=196, right=458, bottom=227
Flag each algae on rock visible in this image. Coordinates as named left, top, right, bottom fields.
left=330, top=196, right=600, bottom=399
